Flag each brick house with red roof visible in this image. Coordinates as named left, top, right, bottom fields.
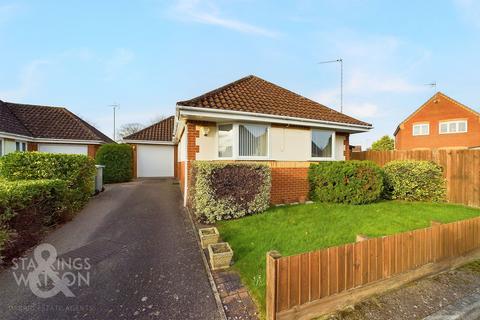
left=126, top=75, right=372, bottom=205
left=0, top=100, right=112, bottom=157
left=395, top=92, right=480, bottom=150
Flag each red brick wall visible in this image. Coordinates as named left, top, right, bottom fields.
left=396, top=94, right=480, bottom=150
left=270, top=167, right=309, bottom=204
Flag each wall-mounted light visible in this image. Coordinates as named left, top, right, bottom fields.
left=201, top=127, right=210, bottom=136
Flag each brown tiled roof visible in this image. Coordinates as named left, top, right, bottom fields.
left=177, top=75, right=371, bottom=127
left=124, top=116, right=174, bottom=141
left=0, top=100, right=113, bottom=142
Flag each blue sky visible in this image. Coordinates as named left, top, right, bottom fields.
left=1, top=0, right=480, bottom=147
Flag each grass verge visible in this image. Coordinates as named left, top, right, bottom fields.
left=217, top=201, right=480, bottom=315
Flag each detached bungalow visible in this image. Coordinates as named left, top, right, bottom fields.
left=174, top=75, right=372, bottom=204
left=0, top=100, right=112, bottom=157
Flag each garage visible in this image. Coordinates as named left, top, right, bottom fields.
left=136, top=144, right=174, bottom=177
left=38, top=143, right=88, bottom=155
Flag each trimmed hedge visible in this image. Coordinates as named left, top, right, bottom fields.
left=309, top=161, right=384, bottom=204
left=383, top=160, right=446, bottom=202
left=95, top=144, right=132, bottom=183
left=0, top=152, right=96, bottom=210
left=190, top=162, right=271, bottom=223
left=0, top=179, right=69, bottom=262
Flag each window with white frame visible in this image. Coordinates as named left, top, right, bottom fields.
left=218, top=124, right=233, bottom=158
left=15, top=141, right=27, bottom=152
left=412, top=123, right=429, bottom=136
left=239, top=124, right=268, bottom=157
left=311, top=129, right=334, bottom=159
left=439, top=120, right=467, bottom=134
left=217, top=123, right=269, bottom=159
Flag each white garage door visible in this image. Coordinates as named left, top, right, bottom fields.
left=137, top=145, right=174, bottom=177
left=38, top=143, right=88, bottom=155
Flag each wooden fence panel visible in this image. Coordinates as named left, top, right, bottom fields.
left=267, top=217, right=480, bottom=319
left=351, top=150, right=480, bottom=208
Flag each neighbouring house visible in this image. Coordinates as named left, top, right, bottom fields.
left=174, top=75, right=372, bottom=204
left=395, top=92, right=480, bottom=150
left=123, top=116, right=176, bottom=178
left=0, top=100, right=112, bottom=157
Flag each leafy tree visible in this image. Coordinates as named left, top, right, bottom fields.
left=371, top=135, right=394, bottom=151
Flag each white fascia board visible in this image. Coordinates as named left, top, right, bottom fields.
left=122, top=140, right=175, bottom=145
left=0, top=131, right=107, bottom=144
left=177, top=106, right=373, bottom=133
left=0, top=131, right=34, bottom=141
left=34, top=138, right=104, bottom=144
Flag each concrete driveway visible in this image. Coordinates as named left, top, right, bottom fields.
left=0, top=179, right=222, bottom=320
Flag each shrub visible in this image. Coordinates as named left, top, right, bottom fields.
left=190, top=162, right=271, bottom=223
left=95, top=144, right=132, bottom=183
left=383, top=160, right=446, bottom=202
left=309, top=161, right=384, bottom=204
left=0, top=152, right=96, bottom=210
left=371, top=135, right=394, bottom=151
left=0, top=179, right=68, bottom=262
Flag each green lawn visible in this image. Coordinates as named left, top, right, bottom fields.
left=216, top=201, right=480, bottom=314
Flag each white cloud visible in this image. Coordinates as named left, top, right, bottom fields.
left=454, top=0, right=480, bottom=28
left=104, top=48, right=135, bottom=80
left=171, top=0, right=279, bottom=38
left=0, top=59, right=49, bottom=101
left=310, top=31, right=429, bottom=120
left=343, top=102, right=380, bottom=118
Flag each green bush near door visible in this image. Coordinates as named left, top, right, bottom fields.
left=95, top=144, right=133, bottom=183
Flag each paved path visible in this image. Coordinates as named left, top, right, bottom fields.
left=0, top=179, right=221, bottom=320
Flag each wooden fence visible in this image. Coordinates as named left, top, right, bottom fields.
left=266, top=217, right=480, bottom=320
left=351, top=150, right=480, bottom=207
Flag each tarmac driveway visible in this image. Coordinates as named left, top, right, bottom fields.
left=0, top=179, right=221, bottom=320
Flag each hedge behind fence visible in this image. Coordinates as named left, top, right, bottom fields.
left=0, top=179, right=69, bottom=262
left=190, top=162, right=271, bottom=223
left=0, top=152, right=96, bottom=210
left=309, top=160, right=384, bottom=204
left=95, top=144, right=132, bottom=183
left=383, top=160, right=446, bottom=202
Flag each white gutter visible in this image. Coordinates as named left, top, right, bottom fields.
left=0, top=131, right=105, bottom=144
left=177, top=106, right=373, bottom=132
left=123, top=139, right=175, bottom=145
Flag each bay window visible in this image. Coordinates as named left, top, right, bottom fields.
left=311, top=129, right=334, bottom=159
left=218, top=124, right=233, bottom=158
left=239, top=124, right=268, bottom=157
left=217, top=123, right=269, bottom=159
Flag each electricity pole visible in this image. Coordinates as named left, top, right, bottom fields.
left=109, top=104, right=120, bottom=141
left=318, top=58, right=343, bottom=113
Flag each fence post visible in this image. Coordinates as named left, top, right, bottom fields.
left=266, top=250, right=281, bottom=320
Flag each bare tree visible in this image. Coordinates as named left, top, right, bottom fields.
left=149, top=115, right=168, bottom=125
left=118, top=123, right=145, bottom=140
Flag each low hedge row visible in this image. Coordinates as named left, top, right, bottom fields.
left=0, top=152, right=96, bottom=211
left=308, top=160, right=446, bottom=204
left=0, top=152, right=97, bottom=264
left=309, top=161, right=384, bottom=204
left=190, top=162, right=271, bottom=223
left=383, top=160, right=446, bottom=201
left=95, top=144, right=133, bottom=183
left=0, top=179, right=69, bottom=262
